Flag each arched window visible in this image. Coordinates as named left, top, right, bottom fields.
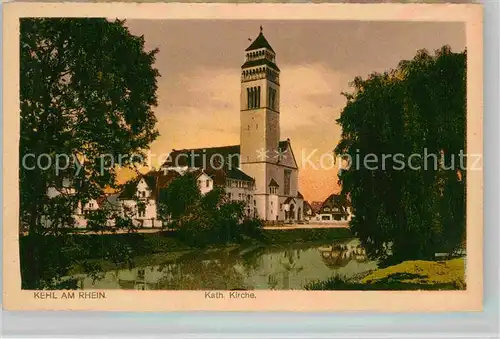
left=247, top=88, right=251, bottom=109
left=257, top=86, right=261, bottom=108
left=247, top=88, right=253, bottom=109
left=269, top=87, right=277, bottom=110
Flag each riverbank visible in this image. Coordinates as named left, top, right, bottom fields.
left=19, top=222, right=349, bottom=236
left=20, top=227, right=353, bottom=283
left=304, top=258, right=465, bottom=290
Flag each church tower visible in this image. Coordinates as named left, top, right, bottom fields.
left=240, top=27, right=281, bottom=220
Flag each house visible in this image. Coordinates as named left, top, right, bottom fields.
left=116, top=165, right=257, bottom=226
left=43, top=176, right=122, bottom=229
left=313, top=194, right=353, bottom=223
left=117, top=170, right=181, bottom=227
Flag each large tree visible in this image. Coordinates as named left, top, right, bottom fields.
left=20, top=18, right=160, bottom=234
left=335, top=46, right=466, bottom=261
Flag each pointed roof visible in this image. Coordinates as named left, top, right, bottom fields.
left=162, top=145, right=254, bottom=183
left=268, top=178, right=279, bottom=187
left=241, top=58, right=280, bottom=72
left=320, top=193, right=349, bottom=215
left=118, top=170, right=181, bottom=200
left=246, top=31, right=275, bottom=53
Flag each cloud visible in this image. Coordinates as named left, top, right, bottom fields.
left=280, top=63, right=350, bottom=131
left=148, top=67, right=241, bottom=160
left=146, top=63, right=347, bottom=201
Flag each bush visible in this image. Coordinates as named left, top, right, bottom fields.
left=239, top=218, right=264, bottom=239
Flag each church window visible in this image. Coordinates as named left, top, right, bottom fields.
left=257, top=86, right=261, bottom=107
left=247, top=88, right=251, bottom=109
left=206, top=180, right=210, bottom=188
left=284, top=169, right=291, bottom=196
left=247, top=125, right=250, bottom=131
left=269, top=87, right=276, bottom=110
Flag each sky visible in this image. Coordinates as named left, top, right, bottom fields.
left=121, top=19, right=465, bottom=203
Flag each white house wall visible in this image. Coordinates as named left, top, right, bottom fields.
left=197, top=173, right=214, bottom=195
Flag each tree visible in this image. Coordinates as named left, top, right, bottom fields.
left=158, top=174, right=261, bottom=246
left=335, top=46, right=466, bottom=261
left=20, top=18, right=160, bottom=235
left=158, top=173, right=202, bottom=222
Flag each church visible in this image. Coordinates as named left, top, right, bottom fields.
left=123, top=28, right=305, bottom=223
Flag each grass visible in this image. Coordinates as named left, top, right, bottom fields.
left=305, top=258, right=466, bottom=290
left=361, top=258, right=466, bottom=289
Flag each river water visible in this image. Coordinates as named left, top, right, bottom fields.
left=73, top=238, right=377, bottom=290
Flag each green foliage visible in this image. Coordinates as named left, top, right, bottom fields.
left=86, top=208, right=112, bottom=234
left=19, top=18, right=160, bottom=289
left=304, top=258, right=465, bottom=291
left=19, top=232, right=181, bottom=288
left=20, top=18, right=160, bottom=234
left=158, top=173, right=201, bottom=220
left=335, top=46, right=466, bottom=261
left=159, top=175, right=262, bottom=246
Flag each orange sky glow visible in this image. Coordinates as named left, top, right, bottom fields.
left=117, top=20, right=465, bottom=203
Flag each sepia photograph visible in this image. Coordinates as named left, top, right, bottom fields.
left=3, top=2, right=483, bottom=311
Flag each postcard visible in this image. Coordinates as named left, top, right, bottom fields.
left=3, top=2, right=483, bottom=311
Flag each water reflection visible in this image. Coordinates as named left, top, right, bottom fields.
left=73, top=238, right=376, bottom=290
